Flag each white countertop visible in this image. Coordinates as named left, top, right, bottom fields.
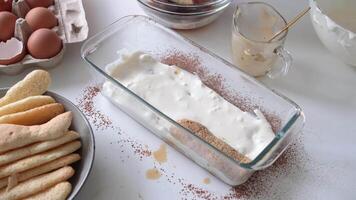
left=1, top=0, right=356, bottom=199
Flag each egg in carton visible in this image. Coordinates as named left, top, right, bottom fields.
left=0, top=0, right=88, bottom=75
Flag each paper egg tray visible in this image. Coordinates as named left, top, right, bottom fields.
left=0, top=0, right=88, bottom=75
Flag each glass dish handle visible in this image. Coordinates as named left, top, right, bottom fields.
left=267, top=46, right=292, bottom=79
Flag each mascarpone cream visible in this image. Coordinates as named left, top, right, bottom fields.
left=102, top=51, right=275, bottom=160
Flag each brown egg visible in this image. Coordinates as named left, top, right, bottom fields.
left=0, top=11, right=17, bottom=42
left=27, top=28, right=62, bottom=59
left=25, top=0, right=54, bottom=8
left=25, top=7, right=57, bottom=31
left=0, top=0, right=12, bottom=12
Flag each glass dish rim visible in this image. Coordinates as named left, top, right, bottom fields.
left=81, top=15, right=305, bottom=169
left=137, top=0, right=231, bottom=16
left=149, top=0, right=229, bottom=8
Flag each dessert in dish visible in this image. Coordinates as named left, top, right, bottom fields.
left=81, top=15, right=304, bottom=185
left=0, top=70, right=83, bottom=199
left=176, top=119, right=251, bottom=163
left=103, top=51, right=275, bottom=161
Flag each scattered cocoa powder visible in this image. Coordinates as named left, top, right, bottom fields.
left=160, top=49, right=281, bottom=132
left=159, top=50, right=306, bottom=199
left=114, top=125, right=306, bottom=200
left=161, top=50, right=204, bottom=75
left=173, top=138, right=306, bottom=200
left=78, top=51, right=305, bottom=199
left=76, top=84, right=113, bottom=131
left=116, top=133, right=152, bottom=161
left=223, top=137, right=307, bottom=199
left=180, top=183, right=219, bottom=200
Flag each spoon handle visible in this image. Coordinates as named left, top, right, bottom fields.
left=268, top=6, right=311, bottom=42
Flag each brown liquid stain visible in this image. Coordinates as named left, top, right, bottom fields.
left=203, top=178, right=210, bottom=184
left=145, top=168, right=161, bottom=180
left=153, top=144, right=167, bottom=164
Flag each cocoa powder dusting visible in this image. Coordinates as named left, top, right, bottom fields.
left=161, top=50, right=203, bottom=75
left=77, top=84, right=151, bottom=159
left=116, top=125, right=306, bottom=199
left=176, top=138, right=306, bottom=200
left=79, top=50, right=305, bottom=200
left=223, top=138, right=307, bottom=199
left=76, top=84, right=113, bottom=131
left=160, top=49, right=281, bottom=132
left=116, top=134, right=152, bottom=161
left=159, top=50, right=305, bottom=199
left=180, top=183, right=219, bottom=200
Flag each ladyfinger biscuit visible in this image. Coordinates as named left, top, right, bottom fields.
left=0, top=166, right=74, bottom=200
left=22, top=182, right=72, bottom=200
left=0, top=131, right=80, bottom=166
left=0, top=112, right=72, bottom=154
left=6, top=174, right=17, bottom=192
left=0, top=70, right=51, bottom=107
left=0, top=103, right=64, bottom=126
left=0, top=96, right=55, bottom=117
left=0, top=154, right=80, bottom=189
left=0, top=141, right=81, bottom=179
left=177, top=119, right=251, bottom=163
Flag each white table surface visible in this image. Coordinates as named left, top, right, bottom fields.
left=1, top=0, right=356, bottom=199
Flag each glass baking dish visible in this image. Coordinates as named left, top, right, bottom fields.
left=81, top=15, right=305, bottom=186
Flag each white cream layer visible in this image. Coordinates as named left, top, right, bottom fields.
left=103, top=51, right=275, bottom=160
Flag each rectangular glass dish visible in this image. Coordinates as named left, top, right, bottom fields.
left=81, top=15, right=305, bottom=186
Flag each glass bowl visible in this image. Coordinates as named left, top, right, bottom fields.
left=152, top=0, right=226, bottom=7
left=137, top=0, right=231, bottom=29
left=310, top=0, right=356, bottom=66
left=145, top=0, right=230, bottom=14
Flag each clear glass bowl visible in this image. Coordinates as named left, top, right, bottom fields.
left=137, top=0, right=231, bottom=29
left=152, top=0, right=226, bottom=8
left=81, top=15, right=305, bottom=186
left=144, top=0, right=230, bottom=14
left=310, top=0, right=356, bottom=66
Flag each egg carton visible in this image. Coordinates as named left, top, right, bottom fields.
left=0, top=0, right=88, bottom=75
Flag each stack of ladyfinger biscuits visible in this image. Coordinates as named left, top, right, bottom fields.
left=0, top=70, right=81, bottom=200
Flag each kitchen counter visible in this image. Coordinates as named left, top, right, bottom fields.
left=1, top=0, right=355, bottom=199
